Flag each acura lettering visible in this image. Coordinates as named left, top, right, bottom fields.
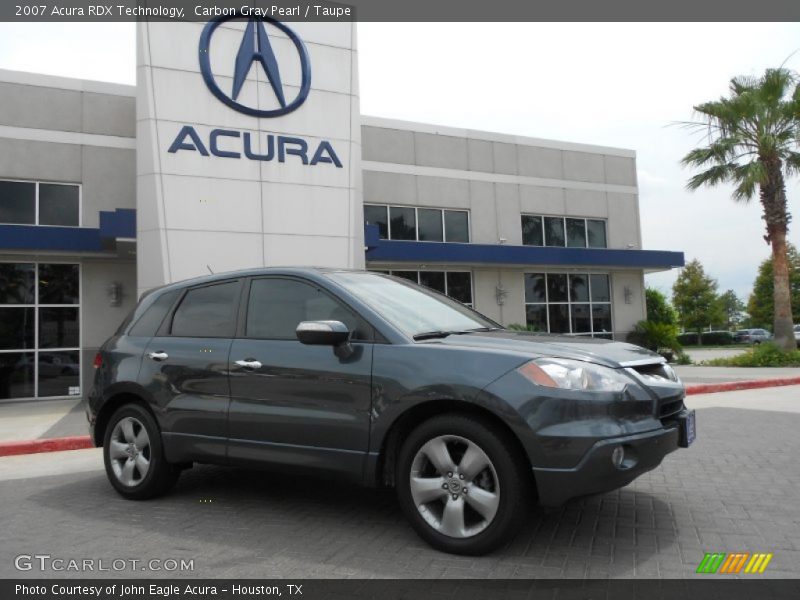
left=167, top=126, right=342, bottom=168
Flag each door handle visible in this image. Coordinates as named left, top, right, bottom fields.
left=235, top=359, right=262, bottom=370
left=148, top=351, right=168, bottom=361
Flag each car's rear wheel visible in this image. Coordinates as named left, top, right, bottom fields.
left=395, top=413, right=530, bottom=555
left=103, top=403, right=179, bottom=500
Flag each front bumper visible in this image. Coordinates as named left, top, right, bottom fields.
left=532, top=416, right=683, bottom=507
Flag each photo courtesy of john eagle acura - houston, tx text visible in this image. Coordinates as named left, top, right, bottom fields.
left=0, top=8, right=695, bottom=558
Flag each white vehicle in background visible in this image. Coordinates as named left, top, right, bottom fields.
left=733, top=328, right=772, bottom=344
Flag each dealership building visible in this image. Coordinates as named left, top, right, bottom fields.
left=0, top=19, right=683, bottom=402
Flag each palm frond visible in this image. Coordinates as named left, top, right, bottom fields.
left=681, top=67, right=800, bottom=202
left=731, top=162, right=766, bottom=202
left=686, top=163, right=737, bottom=190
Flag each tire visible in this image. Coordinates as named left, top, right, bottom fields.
left=103, top=403, right=179, bottom=500
left=395, top=413, right=530, bottom=555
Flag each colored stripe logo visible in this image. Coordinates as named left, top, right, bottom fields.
left=696, top=552, right=773, bottom=574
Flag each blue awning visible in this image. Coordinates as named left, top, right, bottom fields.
left=0, top=209, right=135, bottom=253
left=365, top=225, right=684, bottom=270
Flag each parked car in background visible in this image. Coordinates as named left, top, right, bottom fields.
left=794, top=325, right=800, bottom=342
left=87, top=268, right=693, bottom=555
left=733, top=328, right=772, bottom=344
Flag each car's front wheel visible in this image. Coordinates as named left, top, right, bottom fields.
left=396, top=414, right=530, bottom=555
left=103, top=403, right=179, bottom=500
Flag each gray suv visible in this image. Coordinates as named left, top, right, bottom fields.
left=87, top=268, right=694, bottom=555
left=734, top=328, right=772, bottom=344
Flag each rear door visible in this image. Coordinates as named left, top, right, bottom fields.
left=227, top=276, right=374, bottom=480
left=139, top=279, right=243, bottom=463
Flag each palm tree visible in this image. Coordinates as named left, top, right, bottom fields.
left=681, top=68, right=800, bottom=351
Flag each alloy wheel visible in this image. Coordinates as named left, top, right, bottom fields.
left=409, top=434, right=500, bottom=538
left=108, top=416, right=151, bottom=487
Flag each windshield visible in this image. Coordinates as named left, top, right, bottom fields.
left=326, top=272, right=499, bottom=338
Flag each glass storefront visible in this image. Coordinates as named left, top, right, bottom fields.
left=0, top=262, right=80, bottom=400
left=524, top=272, right=612, bottom=338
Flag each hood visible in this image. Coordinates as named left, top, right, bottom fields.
left=431, top=330, right=663, bottom=368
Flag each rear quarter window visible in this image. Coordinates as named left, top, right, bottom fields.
left=128, top=290, right=180, bottom=337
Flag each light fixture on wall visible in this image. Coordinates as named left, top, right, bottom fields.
left=108, top=282, right=122, bottom=307
left=495, top=284, right=507, bottom=306
left=623, top=286, right=633, bottom=305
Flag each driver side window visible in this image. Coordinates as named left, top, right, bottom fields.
left=245, top=278, right=374, bottom=341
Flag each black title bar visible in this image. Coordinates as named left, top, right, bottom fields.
left=3, top=0, right=800, bottom=22
left=5, top=579, right=800, bottom=600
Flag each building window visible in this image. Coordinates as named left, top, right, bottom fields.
left=0, top=262, right=81, bottom=400
left=364, top=204, right=470, bottom=243
left=0, top=180, right=80, bottom=227
left=522, top=215, right=607, bottom=249
left=378, top=270, right=473, bottom=306
left=524, top=272, right=612, bottom=338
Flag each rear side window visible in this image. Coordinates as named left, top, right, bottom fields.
left=171, top=282, right=239, bottom=338
left=246, top=278, right=373, bottom=341
left=128, top=290, right=179, bottom=337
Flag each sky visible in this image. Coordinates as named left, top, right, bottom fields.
left=1, top=22, right=799, bottom=302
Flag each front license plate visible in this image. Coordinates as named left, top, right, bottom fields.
left=678, top=409, right=696, bottom=447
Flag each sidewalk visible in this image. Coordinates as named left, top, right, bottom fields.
left=0, top=398, right=86, bottom=442
left=674, top=365, right=800, bottom=384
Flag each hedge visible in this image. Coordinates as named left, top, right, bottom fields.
left=677, top=331, right=734, bottom=346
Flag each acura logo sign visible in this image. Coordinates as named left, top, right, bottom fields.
left=198, top=14, right=312, bottom=118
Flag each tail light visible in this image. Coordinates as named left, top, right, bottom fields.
left=93, top=352, right=103, bottom=369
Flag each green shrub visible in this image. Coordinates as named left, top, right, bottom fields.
left=627, top=320, right=681, bottom=353
left=677, top=331, right=733, bottom=346
left=507, top=323, right=541, bottom=332
left=701, top=342, right=800, bottom=367
left=702, top=331, right=734, bottom=345
left=675, top=350, right=693, bottom=365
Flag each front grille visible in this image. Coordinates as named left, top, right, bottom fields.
left=631, top=363, right=671, bottom=380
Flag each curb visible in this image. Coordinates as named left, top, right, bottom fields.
left=2, top=377, right=800, bottom=457
left=685, top=377, right=800, bottom=396
left=0, top=435, right=94, bottom=458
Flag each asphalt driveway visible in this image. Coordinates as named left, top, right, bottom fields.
left=0, top=387, right=798, bottom=579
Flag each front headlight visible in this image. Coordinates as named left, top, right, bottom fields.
left=517, top=358, right=633, bottom=392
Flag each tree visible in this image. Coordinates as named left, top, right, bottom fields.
left=672, top=259, right=723, bottom=335
left=716, top=289, right=747, bottom=330
left=681, top=68, right=800, bottom=350
left=645, top=287, right=678, bottom=325
left=747, top=244, right=800, bottom=329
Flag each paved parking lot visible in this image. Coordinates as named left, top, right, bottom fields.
left=1, top=389, right=799, bottom=579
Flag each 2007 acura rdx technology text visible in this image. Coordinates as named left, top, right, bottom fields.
left=87, top=268, right=695, bottom=555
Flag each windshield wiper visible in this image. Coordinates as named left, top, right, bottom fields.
left=413, top=327, right=503, bottom=341
left=413, top=330, right=455, bottom=340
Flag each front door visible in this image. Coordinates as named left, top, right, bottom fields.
left=227, top=277, right=374, bottom=480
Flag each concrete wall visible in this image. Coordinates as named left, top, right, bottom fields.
left=136, top=21, right=364, bottom=296
left=0, top=71, right=137, bottom=228
left=80, top=260, right=138, bottom=395
left=0, top=71, right=137, bottom=400
left=361, top=121, right=641, bottom=250
left=362, top=118, right=646, bottom=338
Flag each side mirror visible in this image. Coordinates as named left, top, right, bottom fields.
left=296, top=320, right=351, bottom=347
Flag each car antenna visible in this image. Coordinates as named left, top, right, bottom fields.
left=206, top=265, right=214, bottom=274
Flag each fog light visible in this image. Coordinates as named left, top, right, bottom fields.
left=611, top=446, right=625, bottom=469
